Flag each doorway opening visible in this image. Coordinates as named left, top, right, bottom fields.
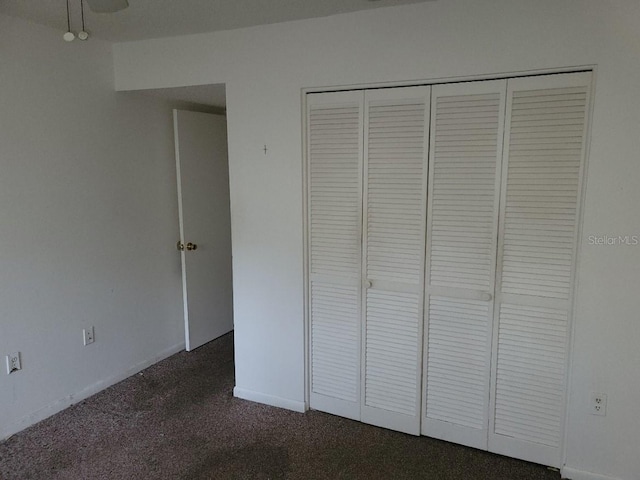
left=134, top=83, right=233, bottom=351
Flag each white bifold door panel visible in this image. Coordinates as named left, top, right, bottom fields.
left=488, top=72, right=591, bottom=467
left=307, top=91, right=364, bottom=420
left=361, top=87, right=430, bottom=435
left=422, top=80, right=506, bottom=448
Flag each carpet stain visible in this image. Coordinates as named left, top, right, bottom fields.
left=48, top=449, right=73, bottom=471
left=183, top=442, right=290, bottom=480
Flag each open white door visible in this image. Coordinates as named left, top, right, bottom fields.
left=174, top=109, right=233, bottom=351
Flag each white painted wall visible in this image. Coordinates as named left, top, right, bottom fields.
left=0, top=14, right=188, bottom=439
left=108, top=1, right=639, bottom=479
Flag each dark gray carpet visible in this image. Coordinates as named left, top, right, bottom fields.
left=0, top=333, right=561, bottom=480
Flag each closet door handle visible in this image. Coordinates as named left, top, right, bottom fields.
left=480, top=292, right=493, bottom=301
left=365, top=280, right=373, bottom=289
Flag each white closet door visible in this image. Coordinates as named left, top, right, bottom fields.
left=422, top=80, right=506, bottom=449
left=422, top=80, right=507, bottom=448
left=489, top=72, right=591, bottom=467
left=361, top=87, right=430, bottom=435
left=307, top=91, right=364, bottom=420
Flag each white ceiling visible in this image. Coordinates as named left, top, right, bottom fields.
left=0, top=0, right=433, bottom=42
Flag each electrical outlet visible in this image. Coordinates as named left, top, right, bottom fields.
left=590, top=392, right=607, bottom=416
left=6, top=352, right=21, bottom=374
left=83, top=326, right=95, bottom=346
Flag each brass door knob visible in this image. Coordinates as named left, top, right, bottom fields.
left=186, top=242, right=198, bottom=251
left=177, top=241, right=185, bottom=251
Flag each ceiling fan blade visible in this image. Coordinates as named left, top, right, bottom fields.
left=84, top=0, right=129, bottom=13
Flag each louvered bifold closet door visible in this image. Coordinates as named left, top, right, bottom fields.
left=422, top=80, right=506, bottom=448
left=361, top=87, right=430, bottom=435
left=307, top=91, right=364, bottom=420
left=489, top=72, right=591, bottom=468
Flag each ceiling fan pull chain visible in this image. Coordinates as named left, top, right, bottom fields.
left=78, top=0, right=89, bottom=40
left=63, top=0, right=76, bottom=42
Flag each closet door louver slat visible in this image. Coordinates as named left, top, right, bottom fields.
left=361, top=87, right=430, bottom=435
left=489, top=72, right=591, bottom=468
left=422, top=80, right=506, bottom=449
left=308, top=91, right=364, bottom=420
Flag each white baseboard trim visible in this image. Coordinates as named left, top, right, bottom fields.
left=0, top=342, right=185, bottom=442
left=233, top=387, right=306, bottom=413
left=561, top=466, right=622, bottom=480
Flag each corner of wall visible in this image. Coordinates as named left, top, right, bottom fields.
left=233, top=387, right=306, bottom=413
